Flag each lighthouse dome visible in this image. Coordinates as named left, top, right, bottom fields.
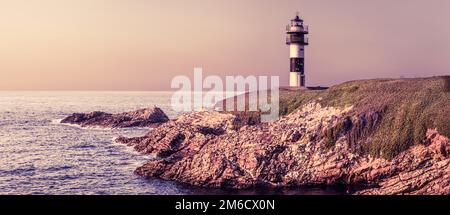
left=291, top=15, right=303, bottom=23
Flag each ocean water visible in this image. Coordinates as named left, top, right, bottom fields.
left=0, top=91, right=347, bottom=195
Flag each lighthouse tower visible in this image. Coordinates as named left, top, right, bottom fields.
left=286, top=13, right=309, bottom=88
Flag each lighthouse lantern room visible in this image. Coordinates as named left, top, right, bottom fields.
left=286, top=13, right=309, bottom=88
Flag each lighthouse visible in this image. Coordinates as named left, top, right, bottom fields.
left=286, top=13, right=309, bottom=88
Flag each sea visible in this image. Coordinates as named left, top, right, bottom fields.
left=0, top=91, right=348, bottom=195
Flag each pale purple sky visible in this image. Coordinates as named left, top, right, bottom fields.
left=0, top=0, right=449, bottom=90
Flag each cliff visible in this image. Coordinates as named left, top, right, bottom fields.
left=116, top=77, right=450, bottom=194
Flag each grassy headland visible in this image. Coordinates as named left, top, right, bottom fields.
left=222, top=76, right=450, bottom=159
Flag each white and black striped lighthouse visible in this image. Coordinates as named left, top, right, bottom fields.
left=286, top=13, right=309, bottom=88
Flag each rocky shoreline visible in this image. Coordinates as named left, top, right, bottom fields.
left=115, top=103, right=449, bottom=195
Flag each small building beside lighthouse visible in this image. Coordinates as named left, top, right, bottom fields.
left=286, top=13, right=309, bottom=88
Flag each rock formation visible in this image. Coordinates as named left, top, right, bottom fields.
left=110, top=77, right=449, bottom=194
left=354, top=129, right=450, bottom=195
left=61, top=106, right=169, bottom=128
left=116, top=103, right=449, bottom=195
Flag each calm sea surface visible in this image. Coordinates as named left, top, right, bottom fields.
left=0, top=91, right=347, bottom=195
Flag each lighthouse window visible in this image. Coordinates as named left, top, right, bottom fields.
left=290, top=58, right=301, bottom=72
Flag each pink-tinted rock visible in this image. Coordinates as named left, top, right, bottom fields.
left=117, top=104, right=449, bottom=195
left=61, top=106, right=169, bottom=128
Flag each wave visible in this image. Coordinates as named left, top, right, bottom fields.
left=111, top=136, right=154, bottom=160
left=53, top=118, right=150, bottom=132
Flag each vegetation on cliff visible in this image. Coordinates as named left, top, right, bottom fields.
left=278, top=76, right=450, bottom=159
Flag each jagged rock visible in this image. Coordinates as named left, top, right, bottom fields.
left=61, top=106, right=169, bottom=128
left=117, top=111, right=237, bottom=157
left=117, top=103, right=449, bottom=195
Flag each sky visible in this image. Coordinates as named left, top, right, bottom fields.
left=0, top=0, right=449, bottom=90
